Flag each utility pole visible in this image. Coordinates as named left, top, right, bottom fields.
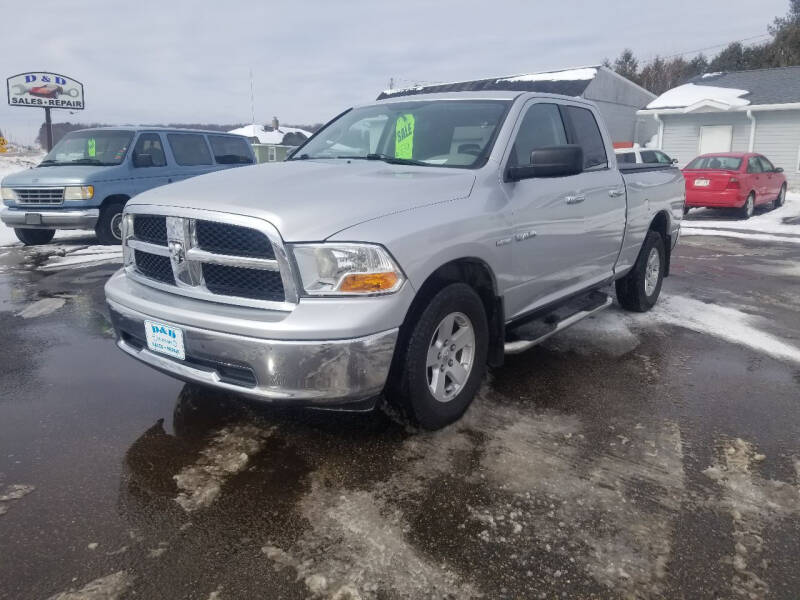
left=44, top=107, right=53, bottom=151
left=388, top=77, right=394, bottom=90
left=249, top=68, right=256, bottom=126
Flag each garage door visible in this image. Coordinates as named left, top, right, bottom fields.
left=698, top=125, right=733, bottom=155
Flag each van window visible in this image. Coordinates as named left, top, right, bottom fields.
left=563, top=106, right=608, bottom=170
left=167, top=134, right=213, bottom=166
left=208, top=135, right=254, bottom=165
left=132, top=134, right=167, bottom=167
left=510, top=103, right=567, bottom=167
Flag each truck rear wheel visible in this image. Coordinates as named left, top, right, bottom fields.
left=386, top=283, right=488, bottom=430
left=615, top=230, right=665, bottom=313
left=95, top=201, right=126, bottom=245
left=14, top=228, right=55, bottom=246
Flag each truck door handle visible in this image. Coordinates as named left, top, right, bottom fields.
left=565, top=194, right=585, bottom=205
left=608, top=188, right=624, bottom=198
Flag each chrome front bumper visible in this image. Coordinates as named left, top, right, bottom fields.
left=107, top=299, right=398, bottom=406
left=1, top=208, right=99, bottom=229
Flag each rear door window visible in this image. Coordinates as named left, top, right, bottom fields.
left=617, top=152, right=636, bottom=164
left=510, top=103, right=568, bottom=167
left=562, top=106, right=608, bottom=170
left=167, top=134, right=213, bottom=166
left=208, top=135, right=254, bottom=165
left=132, top=133, right=167, bottom=167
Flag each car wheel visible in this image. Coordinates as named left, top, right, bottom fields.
left=615, top=230, right=665, bottom=313
left=774, top=184, right=786, bottom=209
left=14, top=228, right=55, bottom=246
left=740, top=193, right=755, bottom=219
left=386, top=283, right=488, bottom=430
left=95, top=201, right=126, bottom=245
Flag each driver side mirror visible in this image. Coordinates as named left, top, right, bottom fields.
left=133, top=153, right=154, bottom=168
left=671, top=158, right=679, bottom=164
left=774, top=167, right=784, bottom=173
left=507, top=145, right=583, bottom=181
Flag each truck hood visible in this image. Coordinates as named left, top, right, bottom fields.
left=1, top=164, right=125, bottom=186
left=128, top=159, right=476, bottom=241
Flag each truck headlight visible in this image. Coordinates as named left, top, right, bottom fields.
left=64, top=185, right=94, bottom=201
left=291, top=243, right=404, bottom=296
left=1, top=187, right=19, bottom=202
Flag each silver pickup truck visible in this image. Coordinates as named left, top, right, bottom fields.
left=104, top=91, right=685, bottom=429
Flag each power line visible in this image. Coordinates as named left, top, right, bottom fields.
left=641, top=33, right=772, bottom=64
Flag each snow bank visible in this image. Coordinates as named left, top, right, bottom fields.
left=682, top=192, right=800, bottom=243
left=228, top=123, right=312, bottom=145
left=647, top=83, right=750, bottom=109
left=496, top=67, right=597, bottom=84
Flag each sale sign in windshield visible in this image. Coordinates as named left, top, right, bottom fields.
left=6, top=72, right=84, bottom=109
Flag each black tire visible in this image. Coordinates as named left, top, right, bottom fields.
left=739, top=192, right=755, bottom=220
left=95, top=200, right=126, bottom=245
left=14, top=228, right=55, bottom=246
left=615, top=230, right=666, bottom=313
left=386, top=283, right=488, bottom=430
left=774, top=183, right=787, bottom=209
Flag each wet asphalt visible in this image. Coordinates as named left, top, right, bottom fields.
left=0, top=230, right=799, bottom=600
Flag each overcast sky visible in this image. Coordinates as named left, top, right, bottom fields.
left=1, top=0, right=788, bottom=144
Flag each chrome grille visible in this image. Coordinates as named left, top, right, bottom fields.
left=14, top=187, right=64, bottom=205
left=125, top=208, right=297, bottom=310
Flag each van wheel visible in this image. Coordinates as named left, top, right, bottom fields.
left=386, top=283, right=488, bottom=430
left=615, top=230, right=665, bottom=313
left=95, top=201, right=126, bottom=245
left=740, top=193, right=755, bottom=219
left=14, top=228, right=55, bottom=246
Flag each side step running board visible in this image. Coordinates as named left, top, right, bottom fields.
left=504, top=295, right=613, bottom=355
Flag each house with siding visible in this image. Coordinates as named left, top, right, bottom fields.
left=377, top=66, right=657, bottom=146
left=638, top=67, right=800, bottom=189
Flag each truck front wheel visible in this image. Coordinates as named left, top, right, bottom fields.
left=14, top=228, right=55, bottom=246
left=386, top=283, right=488, bottom=430
left=615, top=230, right=665, bottom=312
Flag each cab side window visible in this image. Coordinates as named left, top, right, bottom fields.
left=510, top=103, right=567, bottom=167
left=132, top=133, right=167, bottom=168
left=562, top=106, right=608, bottom=170
left=640, top=150, right=659, bottom=164
left=617, top=152, right=636, bottom=164
left=654, top=150, right=673, bottom=164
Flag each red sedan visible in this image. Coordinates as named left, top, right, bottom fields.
left=683, top=152, right=787, bottom=219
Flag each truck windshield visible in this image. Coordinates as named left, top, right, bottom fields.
left=40, top=130, right=134, bottom=166
left=290, top=100, right=510, bottom=169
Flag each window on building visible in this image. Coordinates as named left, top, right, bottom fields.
left=167, top=134, right=213, bottom=166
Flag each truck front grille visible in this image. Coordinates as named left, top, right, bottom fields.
left=134, top=250, right=175, bottom=284
left=133, top=215, right=168, bottom=245
left=196, top=220, right=274, bottom=258
left=126, top=210, right=295, bottom=309
left=14, top=188, right=64, bottom=205
left=202, top=263, right=284, bottom=301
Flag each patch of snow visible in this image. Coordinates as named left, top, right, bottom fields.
left=701, top=72, right=724, bottom=79
left=646, top=83, right=750, bottom=109
left=635, top=294, right=800, bottom=364
left=0, top=483, right=35, bottom=516
left=16, top=297, right=66, bottom=319
left=681, top=228, right=800, bottom=244
left=228, top=123, right=312, bottom=145
left=174, top=424, right=273, bottom=512
left=46, top=571, right=133, bottom=600
left=37, top=245, right=122, bottom=270
left=682, top=193, right=800, bottom=241
left=497, top=67, right=597, bottom=84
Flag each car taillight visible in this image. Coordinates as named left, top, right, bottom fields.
left=726, top=177, right=740, bottom=189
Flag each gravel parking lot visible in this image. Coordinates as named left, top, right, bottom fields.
left=1, top=203, right=799, bottom=599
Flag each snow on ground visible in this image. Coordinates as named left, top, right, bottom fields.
left=682, top=192, right=800, bottom=244
left=646, top=83, right=750, bottom=109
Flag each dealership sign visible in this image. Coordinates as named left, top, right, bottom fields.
left=6, top=72, right=84, bottom=109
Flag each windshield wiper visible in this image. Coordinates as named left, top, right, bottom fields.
left=71, top=158, right=116, bottom=166
left=363, top=153, right=430, bottom=167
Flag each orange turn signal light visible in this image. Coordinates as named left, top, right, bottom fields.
left=338, top=272, right=400, bottom=293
